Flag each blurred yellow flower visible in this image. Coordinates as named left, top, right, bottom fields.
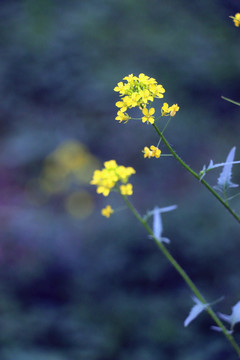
left=120, top=183, right=133, bottom=196
left=40, top=140, right=99, bottom=195
left=143, top=146, right=152, bottom=159
left=37, top=140, right=99, bottom=219
left=169, top=104, right=179, bottom=116
left=101, top=205, right=114, bottom=218
left=233, top=13, right=240, bottom=27
left=150, top=145, right=161, bottom=158
left=143, top=146, right=161, bottom=159
left=65, top=191, right=94, bottom=219
left=161, top=103, right=179, bottom=117
left=115, top=110, right=131, bottom=123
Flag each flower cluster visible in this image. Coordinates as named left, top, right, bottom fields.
left=114, top=74, right=179, bottom=125
left=232, top=13, right=240, bottom=27
left=91, top=74, right=180, bottom=217
left=143, top=145, right=161, bottom=159
left=114, top=73, right=165, bottom=124
left=90, top=160, right=135, bottom=197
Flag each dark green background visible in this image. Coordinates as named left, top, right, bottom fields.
left=0, top=1, right=239, bottom=359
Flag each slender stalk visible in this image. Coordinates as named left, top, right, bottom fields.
left=121, top=194, right=240, bottom=357
left=152, top=123, right=240, bottom=223
left=221, top=96, right=240, bottom=107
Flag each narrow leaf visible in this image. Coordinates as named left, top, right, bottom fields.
left=215, top=147, right=239, bottom=191
left=200, top=159, right=240, bottom=180
left=149, top=205, right=177, bottom=243
left=152, top=207, right=163, bottom=242
left=184, top=296, right=208, bottom=327
left=211, top=325, right=233, bottom=334
left=214, top=300, right=240, bottom=333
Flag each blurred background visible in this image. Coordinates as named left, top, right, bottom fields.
left=0, top=0, right=239, bottom=359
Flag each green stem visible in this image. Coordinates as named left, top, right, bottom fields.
left=121, top=194, right=240, bottom=357
left=152, top=123, right=240, bottom=223
left=221, top=96, right=240, bottom=107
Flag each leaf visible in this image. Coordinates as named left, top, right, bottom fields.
left=152, top=207, right=164, bottom=242
left=211, top=300, right=240, bottom=334
left=219, top=301, right=240, bottom=329
left=199, top=157, right=240, bottom=180
left=184, top=296, right=208, bottom=327
left=231, top=301, right=240, bottom=327
left=214, top=147, right=239, bottom=191
left=211, top=325, right=233, bottom=334
left=149, top=205, right=177, bottom=243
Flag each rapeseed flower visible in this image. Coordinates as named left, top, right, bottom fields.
left=142, top=107, right=155, bottom=124
left=120, top=183, right=133, bottom=196
left=114, top=74, right=180, bottom=125
left=169, top=104, right=179, bottom=116
left=161, top=103, right=179, bottom=117
left=115, top=110, right=131, bottom=123
left=143, top=145, right=161, bottom=159
left=150, top=146, right=161, bottom=158
left=143, top=146, right=152, bottom=159
left=233, top=13, right=240, bottom=27
left=101, top=205, right=114, bottom=218
left=91, top=160, right=135, bottom=196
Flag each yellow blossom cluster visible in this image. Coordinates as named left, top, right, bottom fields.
left=161, top=103, right=180, bottom=117
left=91, top=74, right=180, bottom=217
left=40, top=140, right=99, bottom=194
left=114, top=73, right=165, bottom=124
left=143, top=146, right=161, bottom=159
left=90, top=160, right=135, bottom=197
left=37, top=140, right=98, bottom=219
left=114, top=74, right=180, bottom=125
left=233, top=13, right=240, bottom=27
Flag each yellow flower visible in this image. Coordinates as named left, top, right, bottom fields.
left=161, top=102, right=170, bottom=116
left=115, top=100, right=128, bottom=113
left=116, top=166, right=136, bottom=183
left=161, top=103, right=179, bottom=116
left=123, top=74, right=137, bottom=82
left=150, top=145, right=161, bottom=158
left=143, top=146, right=152, bottom=158
left=169, top=104, right=179, bottom=116
left=101, top=205, right=114, bottom=218
left=142, top=107, right=155, bottom=124
left=120, top=183, right=133, bottom=196
left=115, top=111, right=131, bottom=123
left=149, top=84, right=165, bottom=99
left=233, top=13, right=240, bottom=27
left=143, top=146, right=161, bottom=158
left=114, top=82, right=125, bottom=93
